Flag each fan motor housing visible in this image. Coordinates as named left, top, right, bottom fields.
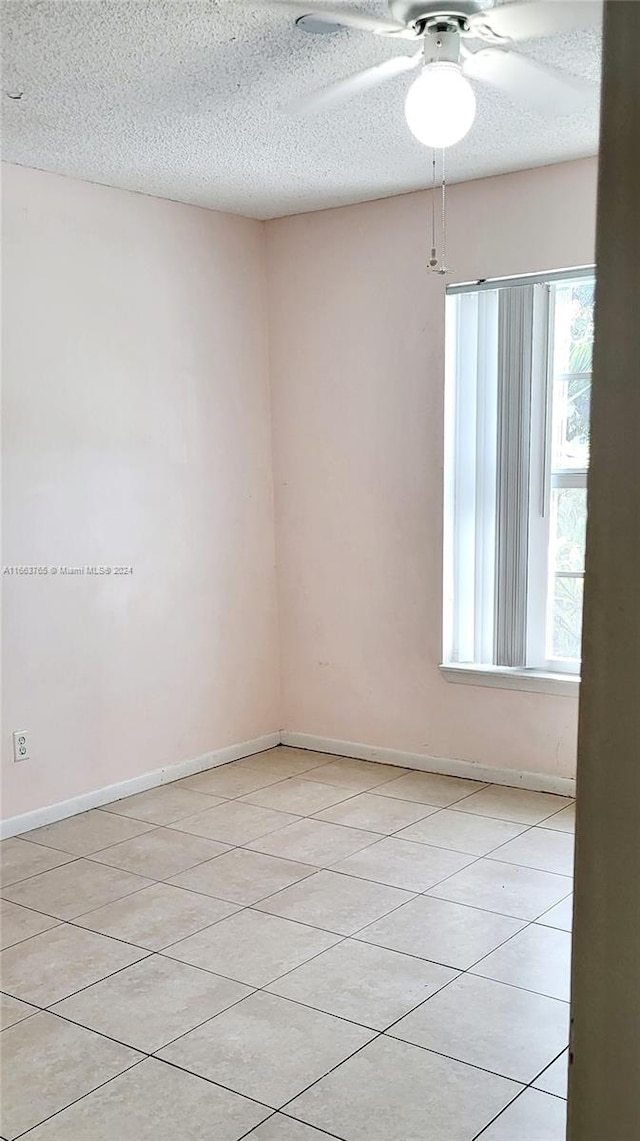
left=389, top=0, right=494, bottom=29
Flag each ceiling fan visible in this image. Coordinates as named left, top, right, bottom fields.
left=267, top=1, right=602, bottom=148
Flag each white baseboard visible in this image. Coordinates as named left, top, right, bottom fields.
left=1, top=733, right=281, bottom=840
left=3, top=726, right=575, bottom=839
left=281, top=731, right=576, bottom=798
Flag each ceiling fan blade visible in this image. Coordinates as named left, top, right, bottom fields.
left=289, top=50, right=422, bottom=113
left=462, top=46, right=598, bottom=113
left=266, top=1, right=412, bottom=37
left=469, top=1, right=603, bottom=44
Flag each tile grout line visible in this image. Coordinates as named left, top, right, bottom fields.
left=5, top=950, right=566, bottom=1140
left=236, top=1108, right=346, bottom=1141
left=2, top=832, right=573, bottom=929
left=2, top=835, right=573, bottom=996
left=2, top=839, right=573, bottom=1012
left=12, top=1054, right=149, bottom=1140
left=4, top=886, right=568, bottom=1029
left=3, top=754, right=574, bottom=878
left=234, top=828, right=573, bottom=903
left=5, top=881, right=570, bottom=1069
left=468, top=1082, right=530, bottom=1141
left=6, top=748, right=574, bottom=842
left=468, top=1050, right=571, bottom=1141
left=2, top=753, right=574, bottom=1139
left=3, top=870, right=570, bottom=1082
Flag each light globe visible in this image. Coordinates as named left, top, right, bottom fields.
left=405, top=62, right=476, bottom=148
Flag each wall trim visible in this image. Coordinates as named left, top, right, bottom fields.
left=3, top=726, right=575, bottom=839
left=440, top=663, right=580, bottom=698
left=281, top=731, right=576, bottom=798
left=1, top=732, right=280, bottom=840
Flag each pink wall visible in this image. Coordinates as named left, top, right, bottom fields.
left=267, top=158, right=598, bottom=781
left=2, top=164, right=280, bottom=819
left=2, top=157, right=598, bottom=823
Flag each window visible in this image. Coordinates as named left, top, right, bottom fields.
left=443, top=268, right=594, bottom=685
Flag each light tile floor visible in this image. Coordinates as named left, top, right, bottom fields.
left=0, top=747, right=573, bottom=1140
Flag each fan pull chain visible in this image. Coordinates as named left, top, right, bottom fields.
left=429, top=149, right=438, bottom=269
left=428, top=149, right=448, bottom=275
left=440, top=148, right=448, bottom=275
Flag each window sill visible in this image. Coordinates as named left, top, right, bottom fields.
left=440, top=663, right=580, bottom=697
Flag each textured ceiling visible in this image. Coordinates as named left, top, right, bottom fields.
left=1, top=0, right=601, bottom=219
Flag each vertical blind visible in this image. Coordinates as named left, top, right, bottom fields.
left=445, top=282, right=544, bottom=668
left=494, top=285, right=535, bottom=667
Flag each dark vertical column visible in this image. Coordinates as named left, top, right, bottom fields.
left=568, top=2, right=640, bottom=1137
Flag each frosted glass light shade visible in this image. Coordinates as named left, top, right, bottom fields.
left=405, top=62, right=476, bottom=149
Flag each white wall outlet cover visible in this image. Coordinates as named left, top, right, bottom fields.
left=13, top=731, right=30, bottom=762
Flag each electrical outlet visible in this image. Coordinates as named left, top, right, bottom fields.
left=13, top=731, right=30, bottom=762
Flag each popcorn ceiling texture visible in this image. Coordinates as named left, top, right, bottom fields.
left=1, top=0, right=601, bottom=219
